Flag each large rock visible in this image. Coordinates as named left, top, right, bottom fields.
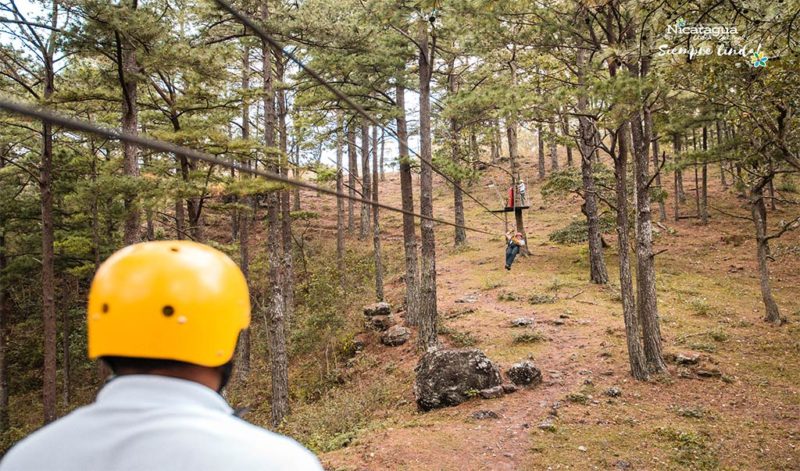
left=363, top=302, right=392, bottom=317
left=381, top=325, right=410, bottom=346
left=506, top=361, right=543, bottom=387
left=414, top=348, right=502, bottom=411
left=367, top=315, right=394, bottom=331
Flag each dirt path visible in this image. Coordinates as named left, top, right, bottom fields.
left=319, top=162, right=800, bottom=470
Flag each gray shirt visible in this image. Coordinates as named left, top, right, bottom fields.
left=0, top=375, right=322, bottom=471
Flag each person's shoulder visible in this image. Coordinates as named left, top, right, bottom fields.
left=207, top=415, right=322, bottom=469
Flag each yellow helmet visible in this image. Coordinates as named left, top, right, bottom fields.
left=87, top=241, right=250, bottom=367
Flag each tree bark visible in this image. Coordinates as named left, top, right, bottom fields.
left=359, top=124, right=371, bottom=240
left=630, top=108, right=667, bottom=374
left=716, top=121, right=728, bottom=190
left=236, top=43, right=252, bottom=381
left=396, top=84, right=420, bottom=326
left=537, top=126, right=545, bottom=179
left=490, top=119, right=500, bottom=162
left=750, top=180, right=782, bottom=324
left=372, top=126, right=384, bottom=301
left=673, top=134, right=682, bottom=221
left=262, top=1, right=288, bottom=426
left=379, top=128, right=385, bottom=182
left=41, top=27, right=57, bottom=424
left=576, top=48, right=609, bottom=285
left=449, top=64, right=466, bottom=246
left=117, top=4, right=140, bottom=245
left=645, top=108, right=667, bottom=222
left=549, top=119, right=559, bottom=171
left=336, top=113, right=346, bottom=285
left=615, top=123, right=648, bottom=380
left=276, top=53, right=294, bottom=326
left=417, top=18, right=438, bottom=349
left=347, top=124, right=357, bottom=234
left=701, top=126, right=709, bottom=224
left=0, top=189, right=9, bottom=432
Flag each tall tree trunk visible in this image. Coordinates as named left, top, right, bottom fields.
left=700, top=126, right=709, bottom=224
left=0, top=184, right=9, bottom=433
left=396, top=84, right=420, bottom=326
left=41, top=34, right=57, bottom=425
left=549, top=119, right=559, bottom=171
left=292, top=144, right=301, bottom=211
left=562, top=113, right=573, bottom=167
left=576, top=48, right=608, bottom=284
left=673, top=134, right=682, bottom=221
left=336, top=113, right=346, bottom=285
left=716, top=121, right=728, bottom=190
left=750, top=180, right=781, bottom=324
left=449, top=64, right=466, bottom=246
left=615, top=123, right=648, bottom=380
left=537, top=126, right=545, bottom=179
left=645, top=108, right=667, bottom=222
left=276, top=53, right=294, bottom=326
left=379, top=128, right=385, bottom=182
left=119, top=21, right=140, bottom=246
left=417, top=18, right=438, bottom=349
left=236, top=44, right=252, bottom=381
left=490, top=119, right=500, bottom=162
left=372, top=126, right=384, bottom=301
left=359, top=124, right=371, bottom=240
left=347, top=124, right=357, bottom=234
left=630, top=105, right=667, bottom=374
left=262, top=2, right=288, bottom=426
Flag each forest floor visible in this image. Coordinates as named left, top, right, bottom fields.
left=314, top=155, right=800, bottom=470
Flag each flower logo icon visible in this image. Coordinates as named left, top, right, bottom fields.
left=676, top=17, right=686, bottom=28
left=751, top=52, right=768, bottom=67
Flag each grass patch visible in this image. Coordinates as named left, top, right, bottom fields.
left=548, top=216, right=614, bottom=245
left=513, top=331, right=547, bottom=344
left=528, top=293, right=557, bottom=305
left=655, top=427, right=719, bottom=470
left=440, top=325, right=479, bottom=347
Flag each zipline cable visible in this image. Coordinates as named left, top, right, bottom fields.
left=212, top=0, right=506, bottom=224
left=0, top=99, right=498, bottom=236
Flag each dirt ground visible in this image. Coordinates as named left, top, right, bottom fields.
left=315, top=154, right=800, bottom=470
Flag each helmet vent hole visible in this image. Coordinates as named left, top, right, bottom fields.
left=170, top=247, right=179, bottom=253
left=102, top=303, right=109, bottom=314
left=162, top=305, right=175, bottom=317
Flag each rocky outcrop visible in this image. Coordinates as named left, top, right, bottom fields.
left=414, top=348, right=502, bottom=411
left=363, top=302, right=392, bottom=317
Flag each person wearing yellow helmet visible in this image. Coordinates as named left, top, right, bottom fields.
left=0, top=241, right=322, bottom=471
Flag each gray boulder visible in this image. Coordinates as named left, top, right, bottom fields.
left=363, top=302, right=392, bottom=317
left=368, top=314, right=394, bottom=331
left=381, top=325, right=410, bottom=346
left=506, top=361, right=543, bottom=387
left=414, top=348, right=502, bottom=411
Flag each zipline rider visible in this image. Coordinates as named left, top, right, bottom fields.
left=1, top=241, right=322, bottom=471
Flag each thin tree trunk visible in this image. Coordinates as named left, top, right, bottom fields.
left=417, top=19, right=438, bottom=349
left=630, top=103, right=667, bottom=374
left=276, top=53, right=293, bottom=326
left=673, top=134, right=682, bottom=221
left=537, top=126, right=545, bottom=179
left=236, top=44, right=252, bottom=381
left=359, top=124, right=371, bottom=240
left=0, top=186, right=9, bottom=432
left=336, top=112, right=346, bottom=285
left=379, top=128, right=385, bottom=182
left=701, top=126, right=709, bottom=224
left=41, top=29, right=57, bottom=423
left=262, top=1, right=288, bottom=426
left=716, top=121, right=728, bottom=190
left=119, top=21, right=140, bottom=246
left=396, top=84, right=420, bottom=326
left=490, top=119, right=500, bottom=162
left=576, top=48, right=608, bottom=284
left=645, top=108, right=667, bottom=222
left=449, top=64, right=466, bottom=246
left=347, top=124, right=357, bottom=234
left=751, top=180, right=781, bottom=324
left=372, top=126, right=384, bottom=301
left=549, top=119, right=559, bottom=171
left=562, top=113, right=574, bottom=167
left=615, top=123, right=648, bottom=380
